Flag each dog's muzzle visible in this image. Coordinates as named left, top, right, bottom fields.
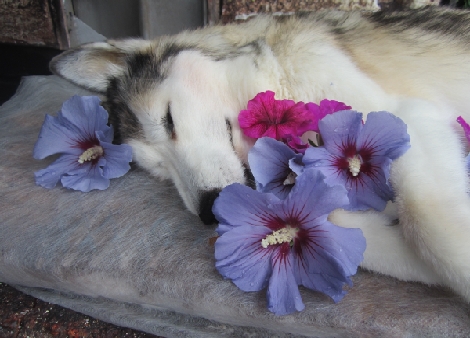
left=198, top=189, right=221, bottom=225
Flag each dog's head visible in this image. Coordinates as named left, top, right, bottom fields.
left=51, top=39, right=265, bottom=224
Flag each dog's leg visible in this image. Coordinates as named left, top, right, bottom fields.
left=333, top=98, right=470, bottom=295
left=390, top=99, right=470, bottom=300
left=329, top=204, right=443, bottom=285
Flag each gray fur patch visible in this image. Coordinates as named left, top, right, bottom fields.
left=104, top=43, right=192, bottom=143
left=367, top=7, right=470, bottom=42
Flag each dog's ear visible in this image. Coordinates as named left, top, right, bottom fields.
left=50, top=40, right=152, bottom=93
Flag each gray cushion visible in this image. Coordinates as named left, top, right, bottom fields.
left=1, top=75, right=469, bottom=338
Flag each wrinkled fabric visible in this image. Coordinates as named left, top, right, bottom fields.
left=0, top=76, right=469, bottom=337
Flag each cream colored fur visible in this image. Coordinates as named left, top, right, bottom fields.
left=50, top=9, right=470, bottom=302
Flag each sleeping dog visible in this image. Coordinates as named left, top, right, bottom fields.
left=51, top=8, right=470, bottom=303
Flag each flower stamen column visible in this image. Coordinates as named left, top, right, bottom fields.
left=78, top=145, right=104, bottom=163
left=261, top=227, right=298, bottom=248
left=348, top=155, right=362, bottom=177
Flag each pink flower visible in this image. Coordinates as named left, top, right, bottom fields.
left=304, top=99, right=352, bottom=133
left=457, top=116, right=470, bottom=142
left=238, top=91, right=312, bottom=140
left=285, top=134, right=310, bottom=154
left=287, top=99, right=352, bottom=153
left=457, top=116, right=470, bottom=171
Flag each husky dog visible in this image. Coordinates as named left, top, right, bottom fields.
left=51, top=7, right=470, bottom=302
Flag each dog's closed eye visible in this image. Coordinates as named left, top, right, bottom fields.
left=163, top=103, right=176, bottom=139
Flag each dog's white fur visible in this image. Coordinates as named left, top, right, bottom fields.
left=51, top=9, right=470, bottom=301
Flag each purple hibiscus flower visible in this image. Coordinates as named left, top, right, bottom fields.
left=248, top=137, right=303, bottom=199
left=303, top=110, right=410, bottom=211
left=213, top=169, right=366, bottom=315
left=33, top=95, right=133, bottom=192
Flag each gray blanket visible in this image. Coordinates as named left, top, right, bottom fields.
left=1, top=75, right=469, bottom=337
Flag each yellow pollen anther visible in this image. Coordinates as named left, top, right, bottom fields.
left=261, top=227, right=298, bottom=248
left=348, top=155, right=362, bottom=177
left=78, top=145, right=104, bottom=164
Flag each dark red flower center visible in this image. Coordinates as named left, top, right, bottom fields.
left=75, top=136, right=102, bottom=165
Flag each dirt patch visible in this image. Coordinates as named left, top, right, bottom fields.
left=0, top=283, right=161, bottom=338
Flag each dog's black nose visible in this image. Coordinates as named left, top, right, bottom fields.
left=198, top=189, right=221, bottom=225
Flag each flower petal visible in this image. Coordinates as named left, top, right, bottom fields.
left=60, top=96, right=111, bottom=138
left=249, top=138, right=297, bottom=199
left=293, top=248, right=348, bottom=303
left=288, top=156, right=305, bottom=176
left=258, top=181, right=291, bottom=201
left=318, top=110, right=363, bottom=157
left=302, top=147, right=342, bottom=183
left=33, top=114, right=84, bottom=159
left=303, top=100, right=352, bottom=133
left=346, top=156, right=394, bottom=211
left=319, top=100, right=352, bottom=116
left=281, top=169, right=349, bottom=222
left=358, top=111, right=410, bottom=160
left=239, top=91, right=277, bottom=139
left=267, top=248, right=305, bottom=315
left=238, top=91, right=312, bottom=140
left=249, top=138, right=295, bottom=185
left=293, top=221, right=365, bottom=302
left=215, top=224, right=273, bottom=291
left=213, top=183, right=282, bottom=234
left=285, top=134, right=310, bottom=154
left=61, top=163, right=110, bottom=192
left=98, top=132, right=133, bottom=179
left=457, top=116, right=470, bottom=143
left=34, top=154, right=82, bottom=189
left=274, top=100, right=311, bottom=139
left=317, top=224, right=366, bottom=277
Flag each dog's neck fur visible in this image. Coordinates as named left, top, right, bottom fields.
left=221, top=35, right=396, bottom=118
